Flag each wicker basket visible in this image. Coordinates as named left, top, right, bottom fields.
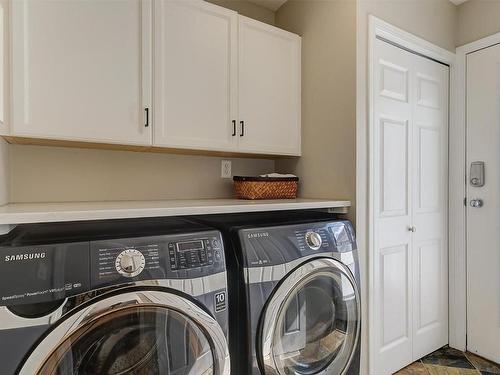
left=233, top=176, right=299, bottom=200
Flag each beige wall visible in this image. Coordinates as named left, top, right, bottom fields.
left=359, top=0, right=457, bottom=52
left=457, top=0, right=500, bottom=46
left=207, top=0, right=275, bottom=24
left=274, top=0, right=357, bottom=222
left=0, top=139, right=8, bottom=205
left=9, top=145, right=274, bottom=203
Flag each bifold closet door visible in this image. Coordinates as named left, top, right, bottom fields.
left=410, top=47, right=448, bottom=361
left=372, top=38, right=448, bottom=374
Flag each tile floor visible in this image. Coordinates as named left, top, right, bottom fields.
left=394, top=346, right=500, bottom=374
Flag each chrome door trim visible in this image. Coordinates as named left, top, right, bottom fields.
left=260, top=257, right=361, bottom=375
left=0, top=298, right=68, bottom=330
left=143, top=270, right=227, bottom=297
left=0, top=271, right=227, bottom=330
left=244, top=251, right=357, bottom=284
left=18, top=290, right=230, bottom=375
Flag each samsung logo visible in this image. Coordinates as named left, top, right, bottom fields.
left=4, top=252, right=46, bottom=262
left=247, top=232, right=269, bottom=239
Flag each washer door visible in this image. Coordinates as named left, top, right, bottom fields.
left=19, top=290, right=230, bottom=375
left=260, top=258, right=360, bottom=375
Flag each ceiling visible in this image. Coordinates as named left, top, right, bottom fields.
left=247, top=0, right=287, bottom=11
left=248, top=0, right=467, bottom=11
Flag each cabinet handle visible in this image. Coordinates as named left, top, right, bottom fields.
left=232, top=120, right=236, bottom=136
left=240, top=120, right=244, bottom=136
left=145, top=107, right=149, bottom=127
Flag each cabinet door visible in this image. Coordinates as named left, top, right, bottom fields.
left=238, top=16, right=301, bottom=156
left=11, top=0, right=152, bottom=146
left=153, top=0, right=238, bottom=152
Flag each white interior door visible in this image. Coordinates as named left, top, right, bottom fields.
left=372, top=38, right=448, bottom=375
left=466, top=44, right=500, bottom=364
left=153, top=0, right=238, bottom=152
left=411, top=49, right=449, bottom=361
left=11, top=0, right=151, bottom=146
left=373, top=39, right=414, bottom=375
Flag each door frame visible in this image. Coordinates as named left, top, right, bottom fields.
left=452, top=32, right=500, bottom=353
left=364, top=16, right=457, bottom=372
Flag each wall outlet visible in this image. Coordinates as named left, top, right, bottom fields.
left=221, top=160, right=232, bottom=178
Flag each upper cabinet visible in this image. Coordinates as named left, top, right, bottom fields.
left=4, top=0, right=301, bottom=157
left=153, top=2, right=301, bottom=156
left=10, top=0, right=152, bottom=146
left=238, top=16, right=301, bottom=156
left=153, top=0, right=238, bottom=152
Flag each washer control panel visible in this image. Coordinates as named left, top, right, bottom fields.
left=305, top=231, right=323, bottom=250
left=90, top=231, right=225, bottom=288
left=96, top=243, right=160, bottom=280
left=168, top=236, right=222, bottom=270
left=115, top=249, right=146, bottom=277
left=295, top=228, right=330, bottom=253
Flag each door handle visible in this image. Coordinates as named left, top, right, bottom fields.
left=470, top=199, right=484, bottom=208
left=240, top=121, right=245, bottom=137
left=408, top=226, right=416, bottom=233
left=232, top=120, right=236, bottom=136
left=144, top=107, right=149, bottom=127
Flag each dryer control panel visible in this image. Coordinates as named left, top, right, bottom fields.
left=240, top=220, right=357, bottom=268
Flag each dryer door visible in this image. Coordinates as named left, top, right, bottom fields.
left=260, top=258, right=360, bottom=375
left=19, top=290, right=230, bottom=375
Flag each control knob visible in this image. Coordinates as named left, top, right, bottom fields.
left=115, top=249, right=146, bottom=278
left=305, top=231, right=322, bottom=250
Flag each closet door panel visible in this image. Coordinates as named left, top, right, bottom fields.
left=372, top=38, right=414, bottom=375
left=411, top=53, right=448, bottom=360
left=372, top=38, right=449, bottom=374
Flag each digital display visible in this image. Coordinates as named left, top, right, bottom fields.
left=177, top=240, right=204, bottom=252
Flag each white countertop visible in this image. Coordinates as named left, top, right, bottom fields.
left=0, top=198, right=351, bottom=225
